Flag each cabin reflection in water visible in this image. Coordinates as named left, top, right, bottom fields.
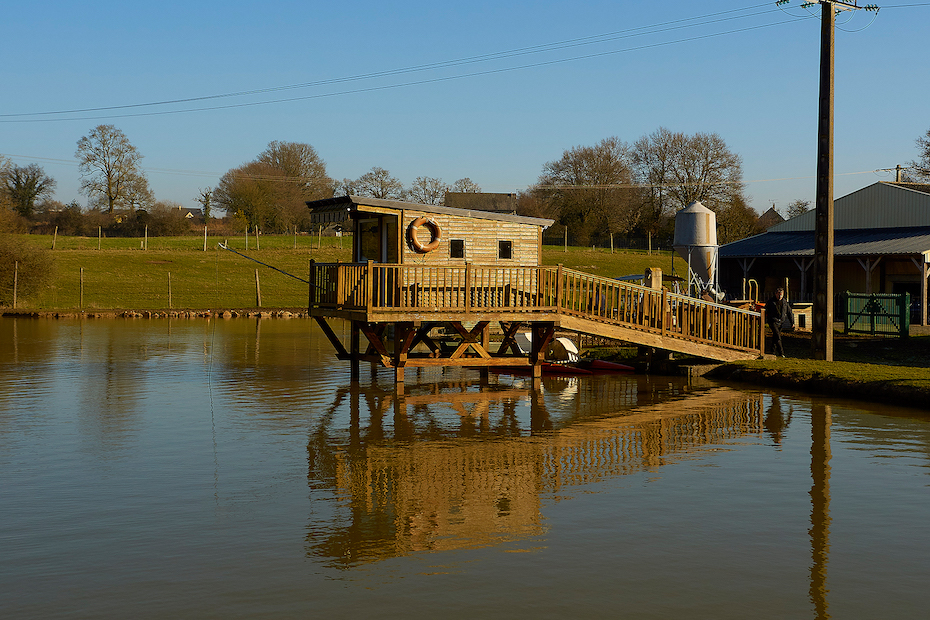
left=305, top=376, right=765, bottom=567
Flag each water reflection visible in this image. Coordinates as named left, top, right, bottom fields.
left=7, top=317, right=930, bottom=618
left=810, top=404, right=832, bottom=619
left=305, top=377, right=766, bottom=568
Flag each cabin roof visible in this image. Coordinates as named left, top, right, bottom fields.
left=308, top=195, right=554, bottom=227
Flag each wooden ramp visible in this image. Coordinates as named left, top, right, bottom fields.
left=310, top=262, right=763, bottom=378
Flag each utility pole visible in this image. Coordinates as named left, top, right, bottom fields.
left=805, top=0, right=877, bottom=361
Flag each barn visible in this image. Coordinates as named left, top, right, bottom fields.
left=718, top=182, right=930, bottom=325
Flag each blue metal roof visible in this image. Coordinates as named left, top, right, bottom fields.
left=719, top=227, right=930, bottom=258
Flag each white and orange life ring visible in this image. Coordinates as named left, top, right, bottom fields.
left=407, top=217, right=441, bottom=253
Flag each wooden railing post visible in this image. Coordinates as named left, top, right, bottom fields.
left=464, top=262, right=472, bottom=315
left=556, top=264, right=564, bottom=310
left=759, top=308, right=766, bottom=357
left=366, top=260, right=374, bottom=315
left=308, top=259, right=316, bottom=311
left=661, top=288, right=668, bottom=337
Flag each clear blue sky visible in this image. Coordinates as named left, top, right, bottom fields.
left=2, top=0, right=928, bottom=215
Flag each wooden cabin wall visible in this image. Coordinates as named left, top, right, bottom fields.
left=400, top=210, right=543, bottom=266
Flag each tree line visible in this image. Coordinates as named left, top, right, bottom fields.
left=3, top=124, right=930, bottom=243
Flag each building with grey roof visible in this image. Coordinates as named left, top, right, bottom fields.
left=719, top=182, right=930, bottom=325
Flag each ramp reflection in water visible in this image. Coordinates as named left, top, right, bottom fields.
left=305, top=376, right=765, bottom=568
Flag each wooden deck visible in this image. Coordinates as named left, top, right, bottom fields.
left=309, top=261, right=764, bottom=378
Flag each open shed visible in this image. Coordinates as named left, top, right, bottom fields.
left=718, top=182, right=930, bottom=325
left=307, top=195, right=554, bottom=265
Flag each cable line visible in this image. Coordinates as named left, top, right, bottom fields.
left=0, top=17, right=811, bottom=124
left=217, top=242, right=312, bottom=286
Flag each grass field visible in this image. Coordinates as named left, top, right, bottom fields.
left=8, top=234, right=687, bottom=311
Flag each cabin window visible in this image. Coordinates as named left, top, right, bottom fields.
left=498, top=240, right=513, bottom=260
left=450, top=239, right=465, bottom=259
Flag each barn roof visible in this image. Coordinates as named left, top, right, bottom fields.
left=308, top=195, right=554, bottom=227
left=768, top=182, right=930, bottom=232
left=720, top=227, right=930, bottom=259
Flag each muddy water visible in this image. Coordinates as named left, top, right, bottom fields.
left=1, top=318, right=928, bottom=619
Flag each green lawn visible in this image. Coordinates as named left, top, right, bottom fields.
left=12, top=235, right=684, bottom=311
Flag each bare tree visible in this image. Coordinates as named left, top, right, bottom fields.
left=909, top=128, right=930, bottom=181
left=213, top=161, right=281, bottom=231
left=76, top=125, right=151, bottom=214
left=256, top=140, right=332, bottom=200
left=786, top=199, right=811, bottom=219
left=3, top=163, right=56, bottom=218
left=451, top=177, right=481, bottom=193
left=335, top=178, right=357, bottom=197
left=407, top=176, right=449, bottom=205
left=355, top=167, right=405, bottom=200
left=535, top=136, right=640, bottom=244
left=634, top=128, right=746, bottom=214
left=214, top=141, right=332, bottom=232
left=196, top=187, right=214, bottom=222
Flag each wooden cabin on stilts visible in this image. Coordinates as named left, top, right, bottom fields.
left=308, top=196, right=765, bottom=390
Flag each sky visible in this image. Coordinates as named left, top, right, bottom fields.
left=2, top=0, right=928, bottom=216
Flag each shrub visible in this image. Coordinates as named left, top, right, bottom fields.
left=0, top=235, right=55, bottom=306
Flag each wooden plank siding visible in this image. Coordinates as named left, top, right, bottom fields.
left=400, top=210, right=542, bottom=266
left=310, top=262, right=763, bottom=361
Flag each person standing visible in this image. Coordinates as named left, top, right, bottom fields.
left=765, top=287, right=793, bottom=357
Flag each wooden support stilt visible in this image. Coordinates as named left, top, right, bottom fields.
left=350, top=321, right=360, bottom=381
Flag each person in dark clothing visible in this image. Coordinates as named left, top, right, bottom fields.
left=765, top=287, right=793, bottom=357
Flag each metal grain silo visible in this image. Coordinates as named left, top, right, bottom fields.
left=673, top=201, right=719, bottom=294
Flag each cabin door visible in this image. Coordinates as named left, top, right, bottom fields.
left=356, top=216, right=400, bottom=306
left=356, top=216, right=399, bottom=264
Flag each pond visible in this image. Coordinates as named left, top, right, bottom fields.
left=1, top=318, right=928, bottom=619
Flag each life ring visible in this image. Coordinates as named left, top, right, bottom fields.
left=407, top=217, right=441, bottom=253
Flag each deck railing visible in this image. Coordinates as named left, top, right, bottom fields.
left=310, top=262, right=762, bottom=354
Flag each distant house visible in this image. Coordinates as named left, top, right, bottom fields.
left=444, top=192, right=517, bottom=214
left=719, top=182, right=930, bottom=324
left=756, top=206, right=785, bottom=231
left=178, top=207, right=204, bottom=221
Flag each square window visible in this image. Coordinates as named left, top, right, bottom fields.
left=498, top=240, right=513, bottom=260
left=450, top=239, right=465, bottom=259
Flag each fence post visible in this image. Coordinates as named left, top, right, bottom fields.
left=12, top=261, right=18, bottom=309
left=144, top=225, right=148, bottom=250
left=98, top=226, right=101, bottom=250
left=255, top=269, right=262, bottom=307
left=80, top=267, right=84, bottom=309
left=204, top=225, right=207, bottom=252
left=556, top=264, right=564, bottom=310
left=901, top=293, right=910, bottom=338
left=53, top=226, right=58, bottom=250
left=168, top=272, right=172, bottom=309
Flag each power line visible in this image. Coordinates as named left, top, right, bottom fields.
left=1, top=3, right=779, bottom=119
left=0, top=16, right=813, bottom=124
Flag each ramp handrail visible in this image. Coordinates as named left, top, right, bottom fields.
left=309, top=262, right=763, bottom=355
